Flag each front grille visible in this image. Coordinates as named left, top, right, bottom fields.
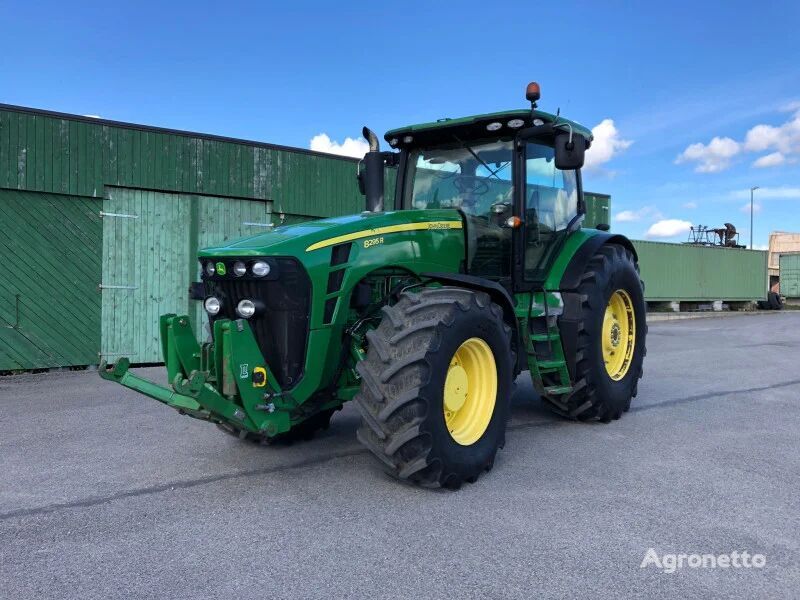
left=203, top=257, right=311, bottom=389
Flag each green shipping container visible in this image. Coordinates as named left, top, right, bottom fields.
left=633, top=240, right=768, bottom=301
left=779, top=253, right=800, bottom=298
left=584, top=192, right=610, bottom=229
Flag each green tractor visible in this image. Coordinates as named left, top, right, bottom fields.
left=100, top=83, right=646, bottom=489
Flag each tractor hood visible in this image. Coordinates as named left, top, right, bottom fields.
left=198, top=209, right=465, bottom=258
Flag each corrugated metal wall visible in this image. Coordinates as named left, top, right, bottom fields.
left=633, top=240, right=768, bottom=301
left=779, top=253, right=800, bottom=298
left=0, top=104, right=365, bottom=370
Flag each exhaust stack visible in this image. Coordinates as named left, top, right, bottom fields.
left=360, top=127, right=384, bottom=213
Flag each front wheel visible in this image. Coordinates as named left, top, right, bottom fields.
left=355, top=287, right=514, bottom=489
left=543, top=244, right=647, bottom=422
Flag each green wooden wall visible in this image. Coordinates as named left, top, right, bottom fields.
left=0, top=105, right=364, bottom=218
left=0, top=190, right=101, bottom=369
left=0, top=104, right=366, bottom=370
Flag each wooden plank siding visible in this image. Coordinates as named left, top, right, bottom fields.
left=0, top=104, right=373, bottom=369
left=0, top=105, right=366, bottom=217
left=0, top=190, right=101, bottom=370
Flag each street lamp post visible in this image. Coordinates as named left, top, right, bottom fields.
left=750, top=186, right=759, bottom=249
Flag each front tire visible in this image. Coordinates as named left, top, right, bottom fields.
left=355, top=287, right=514, bottom=488
left=543, top=244, right=647, bottom=422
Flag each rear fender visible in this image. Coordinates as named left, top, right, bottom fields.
left=558, top=233, right=637, bottom=291
left=556, top=233, right=638, bottom=379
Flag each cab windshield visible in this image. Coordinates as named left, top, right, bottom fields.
left=404, top=139, right=514, bottom=278
left=404, top=139, right=514, bottom=216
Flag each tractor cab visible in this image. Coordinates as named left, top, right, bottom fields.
left=360, top=82, right=593, bottom=289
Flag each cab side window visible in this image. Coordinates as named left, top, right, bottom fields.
left=524, top=142, right=579, bottom=279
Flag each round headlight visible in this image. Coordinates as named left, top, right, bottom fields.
left=251, top=260, right=271, bottom=277
left=507, top=118, right=525, bottom=129
left=486, top=122, right=502, bottom=131
left=204, top=296, right=221, bottom=316
left=233, top=261, right=247, bottom=277
left=204, top=261, right=216, bottom=276
left=236, top=299, right=256, bottom=319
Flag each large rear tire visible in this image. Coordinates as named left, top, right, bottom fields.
left=543, top=244, right=647, bottom=422
left=355, top=287, right=514, bottom=488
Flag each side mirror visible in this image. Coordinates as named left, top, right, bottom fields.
left=554, top=132, right=586, bottom=170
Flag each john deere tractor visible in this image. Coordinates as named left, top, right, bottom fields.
left=101, top=83, right=646, bottom=488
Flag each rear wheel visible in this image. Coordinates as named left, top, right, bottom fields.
left=355, top=287, right=514, bottom=488
left=542, top=244, right=646, bottom=422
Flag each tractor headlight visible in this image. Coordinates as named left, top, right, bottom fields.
left=232, top=261, right=247, bottom=277
left=251, top=260, right=270, bottom=277
left=204, top=296, right=221, bottom=316
left=204, top=261, right=216, bottom=276
left=236, top=299, right=257, bottom=319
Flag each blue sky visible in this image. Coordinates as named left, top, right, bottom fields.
left=2, top=0, right=798, bottom=247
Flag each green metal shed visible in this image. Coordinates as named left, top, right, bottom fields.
left=779, top=253, right=800, bottom=298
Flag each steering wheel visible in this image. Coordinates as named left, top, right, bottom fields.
left=453, top=175, right=490, bottom=195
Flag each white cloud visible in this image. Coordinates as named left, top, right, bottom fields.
left=677, top=106, right=800, bottom=173
left=753, top=243, right=769, bottom=251
left=646, top=219, right=692, bottom=238
left=309, top=133, right=370, bottom=158
left=615, top=206, right=663, bottom=223
left=682, top=201, right=698, bottom=209
left=584, top=119, right=633, bottom=170
left=675, top=137, right=741, bottom=173
left=740, top=202, right=762, bottom=214
left=780, top=100, right=800, bottom=113
left=83, top=114, right=102, bottom=119
left=752, top=152, right=786, bottom=168
left=753, top=152, right=786, bottom=169
left=731, top=186, right=800, bottom=200
left=744, top=109, right=800, bottom=154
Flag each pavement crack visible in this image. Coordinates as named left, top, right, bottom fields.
left=0, top=447, right=367, bottom=522
left=629, top=378, right=800, bottom=414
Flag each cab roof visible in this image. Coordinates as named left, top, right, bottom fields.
left=385, top=108, right=593, bottom=147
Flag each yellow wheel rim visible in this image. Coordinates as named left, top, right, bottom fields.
left=602, top=289, right=636, bottom=380
left=443, top=337, right=497, bottom=446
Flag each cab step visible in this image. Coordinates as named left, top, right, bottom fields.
left=537, top=359, right=567, bottom=371
left=530, top=332, right=560, bottom=342
left=544, top=385, right=573, bottom=395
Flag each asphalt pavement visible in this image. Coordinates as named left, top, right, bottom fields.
left=1, top=313, right=798, bottom=599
